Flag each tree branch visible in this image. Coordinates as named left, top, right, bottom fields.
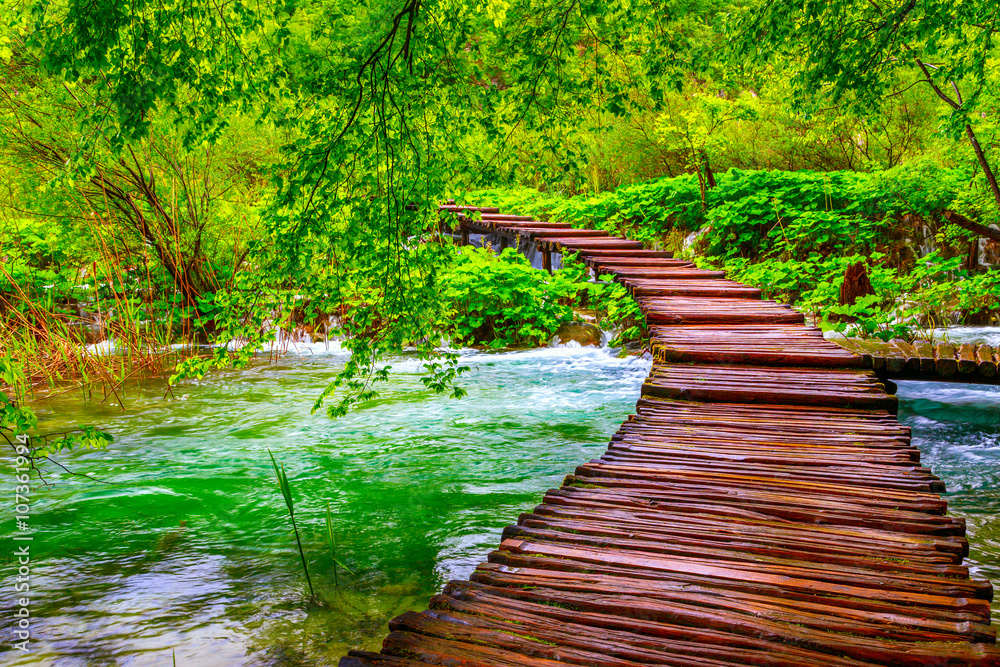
left=943, top=210, right=1000, bottom=243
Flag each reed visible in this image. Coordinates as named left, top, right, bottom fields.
left=324, top=501, right=355, bottom=588
left=0, top=256, right=184, bottom=404
left=267, top=448, right=314, bottom=598
left=325, top=501, right=338, bottom=588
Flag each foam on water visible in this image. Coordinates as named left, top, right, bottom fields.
left=936, top=326, right=1000, bottom=346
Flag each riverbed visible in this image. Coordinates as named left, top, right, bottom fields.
left=3, top=343, right=998, bottom=666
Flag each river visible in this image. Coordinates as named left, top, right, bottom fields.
left=2, top=342, right=998, bottom=666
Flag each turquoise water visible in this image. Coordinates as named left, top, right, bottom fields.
left=2, top=344, right=998, bottom=666
left=897, top=380, right=1000, bottom=612
left=2, top=346, right=651, bottom=666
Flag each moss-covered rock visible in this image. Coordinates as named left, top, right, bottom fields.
left=553, top=321, right=603, bottom=347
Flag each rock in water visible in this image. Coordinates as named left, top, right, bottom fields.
left=553, top=321, right=603, bottom=347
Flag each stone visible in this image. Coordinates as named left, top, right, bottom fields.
left=553, top=321, right=603, bottom=347
left=618, top=340, right=647, bottom=357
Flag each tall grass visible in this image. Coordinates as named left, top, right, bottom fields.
left=267, top=448, right=315, bottom=598
left=0, top=244, right=316, bottom=405
left=325, top=502, right=339, bottom=588
left=0, top=251, right=186, bottom=405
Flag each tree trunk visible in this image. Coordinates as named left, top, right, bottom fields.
left=704, top=154, right=717, bottom=189
left=840, top=262, right=874, bottom=306
left=965, top=125, right=1000, bottom=211
left=968, top=237, right=980, bottom=272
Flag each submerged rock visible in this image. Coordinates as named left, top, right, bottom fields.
left=553, top=321, right=603, bottom=347
left=618, top=340, right=648, bottom=357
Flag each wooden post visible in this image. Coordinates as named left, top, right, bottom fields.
left=499, top=235, right=509, bottom=252
left=459, top=223, right=470, bottom=247
left=541, top=246, right=552, bottom=273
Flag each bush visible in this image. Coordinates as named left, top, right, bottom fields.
left=437, top=246, right=645, bottom=349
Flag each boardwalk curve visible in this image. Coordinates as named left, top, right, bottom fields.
left=341, top=206, right=1000, bottom=667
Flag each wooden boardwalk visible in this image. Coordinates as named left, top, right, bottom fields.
left=833, top=338, right=1000, bottom=384
left=341, top=207, right=1000, bottom=667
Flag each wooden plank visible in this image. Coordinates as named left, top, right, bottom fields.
left=520, top=228, right=610, bottom=238
left=890, top=339, right=921, bottom=372
left=641, top=298, right=805, bottom=326
left=631, top=280, right=762, bottom=299
left=587, top=258, right=692, bottom=268
left=431, top=591, right=887, bottom=667
left=976, top=344, right=997, bottom=378
left=449, top=579, right=1000, bottom=666
left=480, top=220, right=572, bottom=229
left=609, top=268, right=728, bottom=279
left=478, top=213, right=534, bottom=220
left=576, top=249, right=674, bottom=258
left=543, top=238, right=646, bottom=250
left=935, top=343, right=960, bottom=377
left=911, top=340, right=935, bottom=373
left=958, top=343, right=979, bottom=374
left=439, top=205, right=500, bottom=213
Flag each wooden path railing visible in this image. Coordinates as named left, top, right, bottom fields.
left=341, top=206, right=1000, bottom=667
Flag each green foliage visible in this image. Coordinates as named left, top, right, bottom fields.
left=440, top=247, right=578, bottom=348
left=436, top=247, right=645, bottom=350
left=3, top=0, right=998, bottom=421
left=0, top=355, right=113, bottom=477
left=1, top=0, right=743, bottom=413
left=475, top=162, right=990, bottom=259
left=733, top=0, right=1000, bottom=212
left=734, top=0, right=998, bottom=129
left=481, top=163, right=998, bottom=339
left=695, top=166, right=998, bottom=337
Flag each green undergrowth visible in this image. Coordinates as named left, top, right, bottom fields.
left=438, top=246, right=646, bottom=349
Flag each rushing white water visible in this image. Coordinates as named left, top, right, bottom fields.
left=896, top=379, right=1000, bottom=600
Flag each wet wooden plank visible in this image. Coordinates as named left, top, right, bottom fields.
left=641, top=297, right=806, bottom=325
left=586, top=258, right=691, bottom=269
left=629, top=279, right=761, bottom=298
left=935, top=342, right=960, bottom=377
left=607, top=267, right=728, bottom=279
left=542, top=238, right=646, bottom=250
left=430, top=591, right=886, bottom=667
left=977, top=344, right=997, bottom=377
left=958, top=343, right=979, bottom=374
left=827, top=337, right=998, bottom=383
left=576, top=249, right=674, bottom=258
